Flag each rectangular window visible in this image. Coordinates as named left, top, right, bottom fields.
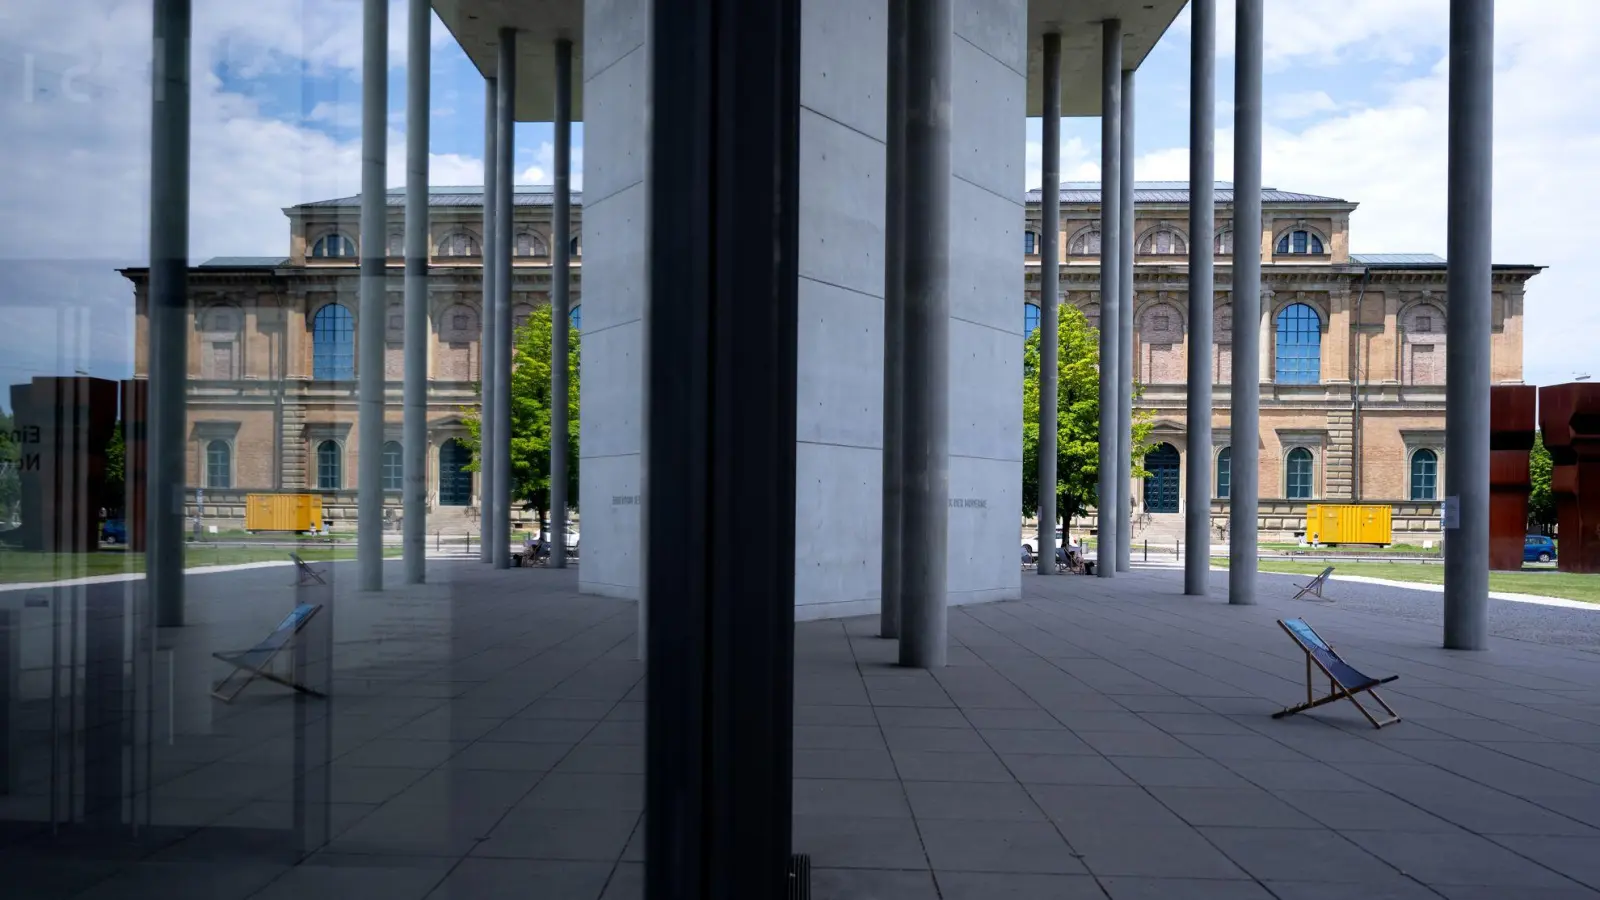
left=1293, top=231, right=1308, bottom=253
left=210, top=341, right=233, bottom=379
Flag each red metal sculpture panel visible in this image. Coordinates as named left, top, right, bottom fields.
left=1539, top=383, right=1600, bottom=574
left=1489, top=385, right=1538, bottom=571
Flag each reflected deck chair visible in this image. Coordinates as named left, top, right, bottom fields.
left=211, top=603, right=326, bottom=703
left=1272, top=618, right=1400, bottom=729
left=291, top=552, right=327, bottom=586
left=1291, top=566, right=1335, bottom=602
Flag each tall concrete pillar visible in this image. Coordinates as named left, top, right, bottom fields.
left=479, top=77, right=497, bottom=563
left=899, top=0, right=951, bottom=668
left=1037, top=32, right=1061, bottom=577
left=149, top=0, right=191, bottom=627
left=1229, top=0, right=1264, bottom=605
left=550, top=39, right=573, bottom=569
left=1096, top=19, right=1122, bottom=579
left=881, top=0, right=907, bottom=635
left=1116, top=67, right=1135, bottom=573
left=357, top=0, right=388, bottom=591
left=492, top=30, right=516, bottom=569
left=402, top=0, right=430, bottom=584
left=1443, top=0, right=1493, bottom=650
left=1185, top=0, right=1215, bottom=597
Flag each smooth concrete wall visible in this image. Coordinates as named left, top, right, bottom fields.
left=947, top=0, right=1025, bottom=606
left=794, top=0, right=889, bottom=620
left=579, top=0, right=648, bottom=600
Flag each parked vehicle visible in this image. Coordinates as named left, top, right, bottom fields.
left=101, top=518, right=127, bottom=545
left=1524, top=534, right=1557, bottom=564
left=1021, top=528, right=1064, bottom=561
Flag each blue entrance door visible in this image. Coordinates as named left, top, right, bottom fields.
left=1144, top=443, right=1181, bottom=513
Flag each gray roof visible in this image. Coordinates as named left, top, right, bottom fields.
left=295, top=185, right=583, bottom=210
left=1350, top=253, right=1446, bottom=265
left=1025, top=181, right=1348, bottom=205
left=198, top=256, right=290, bottom=268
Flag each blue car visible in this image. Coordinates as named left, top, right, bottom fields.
left=1524, top=534, right=1557, bottom=564
left=101, top=518, right=127, bottom=545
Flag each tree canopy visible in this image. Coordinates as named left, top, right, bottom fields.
left=1021, top=305, right=1155, bottom=521
left=1529, top=430, right=1554, bottom=533
left=460, top=305, right=580, bottom=519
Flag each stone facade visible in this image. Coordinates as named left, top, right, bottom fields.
left=1023, top=183, right=1538, bottom=540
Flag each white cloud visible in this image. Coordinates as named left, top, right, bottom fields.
left=1270, top=90, right=1339, bottom=120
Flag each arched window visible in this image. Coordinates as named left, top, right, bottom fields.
left=206, top=440, right=231, bottom=489
left=439, top=439, right=473, bottom=507
left=1275, top=229, right=1325, bottom=255
left=1274, top=303, right=1322, bottom=385
left=514, top=231, right=549, bottom=258
left=1403, top=304, right=1446, bottom=385
left=1144, top=443, right=1181, bottom=513
left=1216, top=447, right=1231, bottom=500
left=1024, top=302, right=1040, bottom=338
left=570, top=304, right=582, bottom=331
left=382, top=441, right=403, bottom=492
left=1024, top=231, right=1038, bottom=255
left=386, top=231, right=405, bottom=257
left=312, top=304, right=355, bottom=380
left=1410, top=449, right=1438, bottom=501
left=316, top=440, right=342, bottom=490
left=437, top=231, right=481, bottom=257
left=1286, top=447, right=1314, bottom=500
left=1069, top=227, right=1101, bottom=256
left=1214, top=228, right=1234, bottom=255
left=310, top=233, right=356, bottom=259
left=570, top=232, right=581, bottom=256
left=1137, top=227, right=1187, bottom=255
left=1139, top=302, right=1184, bottom=384
left=199, top=305, right=242, bottom=380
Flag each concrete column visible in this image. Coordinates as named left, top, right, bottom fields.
left=402, top=0, right=429, bottom=584
left=550, top=39, right=573, bottom=569
left=1037, top=32, right=1060, bottom=577
left=1230, top=0, right=1263, bottom=605
left=1185, top=0, right=1215, bottom=597
left=357, top=0, right=387, bottom=591
left=492, top=30, right=516, bottom=569
left=479, top=77, right=497, bottom=563
left=1443, top=0, right=1493, bottom=650
left=148, top=0, right=191, bottom=627
left=1096, top=19, right=1121, bottom=579
left=1116, top=67, right=1135, bottom=573
left=1259, top=299, right=1273, bottom=382
left=881, top=0, right=907, bottom=635
left=899, top=0, right=951, bottom=669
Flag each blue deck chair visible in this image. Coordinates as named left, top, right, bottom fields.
left=211, top=603, right=326, bottom=703
left=1272, top=618, right=1400, bottom=729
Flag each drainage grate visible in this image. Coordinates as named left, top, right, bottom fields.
left=788, top=853, right=811, bottom=900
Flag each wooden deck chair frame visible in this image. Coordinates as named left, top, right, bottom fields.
left=211, top=603, right=327, bottom=703
left=291, top=552, right=327, bottom=586
left=1272, top=618, right=1400, bottom=729
left=1292, top=566, right=1335, bottom=602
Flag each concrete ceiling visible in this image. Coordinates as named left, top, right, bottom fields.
left=431, top=0, right=584, bottom=122
left=432, top=0, right=1189, bottom=122
left=1027, top=0, right=1189, bottom=117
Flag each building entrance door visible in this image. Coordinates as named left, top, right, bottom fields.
left=1144, top=443, right=1181, bottom=513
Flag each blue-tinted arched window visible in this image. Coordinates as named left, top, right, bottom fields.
left=1286, top=447, right=1314, bottom=500
left=382, top=441, right=403, bottom=492
left=206, top=440, right=231, bottom=489
left=1274, top=303, right=1322, bottom=385
left=317, top=440, right=342, bottom=490
left=1275, top=230, right=1324, bottom=255
left=310, top=233, right=356, bottom=258
left=570, top=304, right=582, bottom=331
left=312, top=304, right=356, bottom=380
left=1410, top=449, right=1438, bottom=501
left=1216, top=447, right=1231, bottom=500
left=439, top=439, right=473, bottom=507
left=1024, top=303, right=1040, bottom=338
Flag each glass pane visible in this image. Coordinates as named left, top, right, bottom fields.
left=1287, top=448, right=1314, bottom=500
left=1024, top=303, right=1040, bottom=337
left=1217, top=447, right=1231, bottom=499
left=1274, top=303, right=1322, bottom=385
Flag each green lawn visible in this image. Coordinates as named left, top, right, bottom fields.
left=1211, top=557, right=1600, bottom=604
left=0, top=545, right=397, bottom=585
left=1259, top=542, right=1441, bottom=556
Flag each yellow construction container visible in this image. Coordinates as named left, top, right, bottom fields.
left=1304, top=504, right=1392, bottom=546
left=245, top=493, right=324, bottom=533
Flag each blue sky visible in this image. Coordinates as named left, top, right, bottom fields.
left=2, top=0, right=1597, bottom=399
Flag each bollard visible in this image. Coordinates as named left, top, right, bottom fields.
left=1144, top=539, right=1148, bottom=562
left=1176, top=538, right=1180, bottom=559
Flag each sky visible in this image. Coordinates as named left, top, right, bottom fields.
left=0, top=0, right=1595, bottom=403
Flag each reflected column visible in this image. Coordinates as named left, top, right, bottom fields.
left=356, top=0, right=387, bottom=591
left=1096, top=18, right=1122, bottom=579
left=1036, top=32, right=1060, bottom=577
left=550, top=39, right=573, bottom=569
left=492, top=30, right=516, bottom=569
left=402, top=0, right=429, bottom=584
left=1185, top=0, right=1215, bottom=597
left=479, top=77, right=497, bottom=563
left=1230, top=0, right=1263, bottom=605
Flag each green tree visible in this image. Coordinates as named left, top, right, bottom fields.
left=0, top=407, right=18, bottom=526
left=102, top=421, right=126, bottom=516
left=1021, top=306, right=1155, bottom=522
left=1529, top=430, right=1555, bottom=534
left=461, top=305, right=580, bottom=530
